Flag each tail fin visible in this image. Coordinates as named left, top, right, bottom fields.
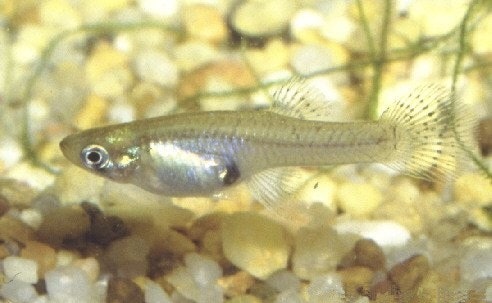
left=380, top=83, right=477, bottom=182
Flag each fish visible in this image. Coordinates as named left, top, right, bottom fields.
left=59, top=79, right=476, bottom=208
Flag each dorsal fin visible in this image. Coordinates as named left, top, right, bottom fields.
left=269, top=78, right=333, bottom=121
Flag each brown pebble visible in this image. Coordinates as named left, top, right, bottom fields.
left=339, top=238, right=386, bottom=271
left=388, top=254, right=429, bottom=300
left=107, top=277, right=145, bottom=303
left=21, top=240, right=57, bottom=277
left=479, top=117, right=492, bottom=156
left=81, top=202, right=130, bottom=246
left=0, top=216, right=34, bottom=245
left=0, top=193, right=9, bottom=217
left=36, top=205, right=90, bottom=246
left=337, top=266, right=374, bottom=298
left=354, top=239, right=386, bottom=270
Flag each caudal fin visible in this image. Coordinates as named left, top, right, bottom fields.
left=380, top=83, right=477, bottom=181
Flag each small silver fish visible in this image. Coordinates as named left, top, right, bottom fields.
left=60, top=79, right=475, bottom=207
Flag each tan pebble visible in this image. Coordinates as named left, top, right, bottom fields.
left=388, top=255, right=429, bottom=296
left=107, top=277, right=145, bottom=303
left=150, top=228, right=196, bottom=257
left=225, top=294, right=262, bottom=303
left=0, top=244, right=10, bottom=259
left=245, top=39, right=290, bottom=75
left=177, top=60, right=256, bottom=102
left=39, top=0, right=81, bottom=27
left=231, top=0, right=298, bottom=37
left=21, top=240, right=57, bottom=277
left=293, top=227, right=349, bottom=280
left=0, top=216, right=35, bottom=245
left=479, top=118, right=492, bottom=156
left=183, top=5, right=227, bottom=43
left=337, top=182, right=382, bottom=216
left=74, top=94, right=109, bottom=130
left=218, top=271, right=256, bottom=297
left=86, top=42, right=128, bottom=82
left=72, top=257, right=100, bottom=282
left=337, top=266, right=374, bottom=297
left=36, top=205, right=91, bottom=246
left=455, top=173, right=492, bottom=206
left=222, top=212, right=290, bottom=279
left=0, top=178, right=39, bottom=209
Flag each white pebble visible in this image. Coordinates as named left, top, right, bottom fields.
left=275, top=289, right=303, bottom=303
left=145, top=280, right=172, bottom=303
left=138, top=0, right=179, bottom=18
left=0, top=280, right=38, bottom=303
left=460, top=246, right=492, bottom=282
left=134, top=50, right=178, bottom=87
left=334, top=220, right=411, bottom=247
left=3, top=256, right=39, bottom=284
left=45, top=266, right=93, bottom=303
left=291, top=45, right=335, bottom=76
left=266, top=270, right=300, bottom=292
left=306, top=273, right=345, bottom=303
left=167, top=253, right=223, bottom=303
left=184, top=253, right=222, bottom=287
left=0, top=136, right=23, bottom=169
left=20, top=209, right=43, bottom=229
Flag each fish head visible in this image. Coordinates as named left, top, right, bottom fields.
left=59, top=126, right=140, bottom=183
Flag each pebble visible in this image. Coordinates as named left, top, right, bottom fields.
left=455, top=173, right=492, bottom=206
left=173, top=41, right=218, bottom=72
left=306, top=273, right=345, bottom=303
left=222, top=212, right=290, bottom=279
left=134, top=49, right=178, bottom=87
left=167, top=253, right=223, bottom=303
left=245, top=39, right=290, bottom=75
left=107, top=277, right=145, bottom=303
left=73, top=94, right=109, bottom=130
left=182, top=5, right=227, bottom=44
left=45, top=266, right=93, bottom=303
left=72, top=257, right=100, bottom=282
left=144, top=280, right=172, bottom=303
left=339, top=239, right=386, bottom=271
left=460, top=245, right=492, bottom=282
left=388, top=255, right=429, bottom=296
left=19, top=208, right=43, bottom=229
left=39, top=0, right=81, bottom=28
left=292, top=227, right=351, bottom=280
left=226, top=295, right=262, bottom=303
left=0, top=279, right=39, bottom=303
left=0, top=216, right=35, bottom=245
left=0, top=193, right=10, bottom=216
left=231, top=0, right=298, bottom=38
left=36, top=205, right=91, bottom=246
left=3, top=256, right=39, bottom=284
left=53, top=165, right=105, bottom=205
left=5, top=162, right=55, bottom=192
left=336, top=182, right=382, bottom=217
left=218, top=271, right=255, bottom=297
left=265, top=270, right=300, bottom=293
left=291, top=44, right=342, bottom=77
left=137, top=0, right=178, bottom=18
left=104, top=236, right=150, bottom=278
left=20, top=241, right=57, bottom=277
left=479, top=117, right=492, bottom=156
left=85, top=42, right=132, bottom=98
left=335, top=220, right=411, bottom=248
left=337, top=266, right=374, bottom=297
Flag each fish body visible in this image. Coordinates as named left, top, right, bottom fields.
left=60, top=80, right=475, bottom=206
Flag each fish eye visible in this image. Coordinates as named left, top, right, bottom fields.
left=81, top=145, right=109, bottom=170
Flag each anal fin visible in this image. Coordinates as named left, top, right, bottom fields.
left=247, top=167, right=316, bottom=228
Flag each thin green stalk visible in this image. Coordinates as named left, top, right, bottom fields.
left=450, top=0, right=492, bottom=180
left=367, top=0, right=392, bottom=120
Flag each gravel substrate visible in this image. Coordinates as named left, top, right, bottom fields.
left=0, top=0, right=491, bottom=302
